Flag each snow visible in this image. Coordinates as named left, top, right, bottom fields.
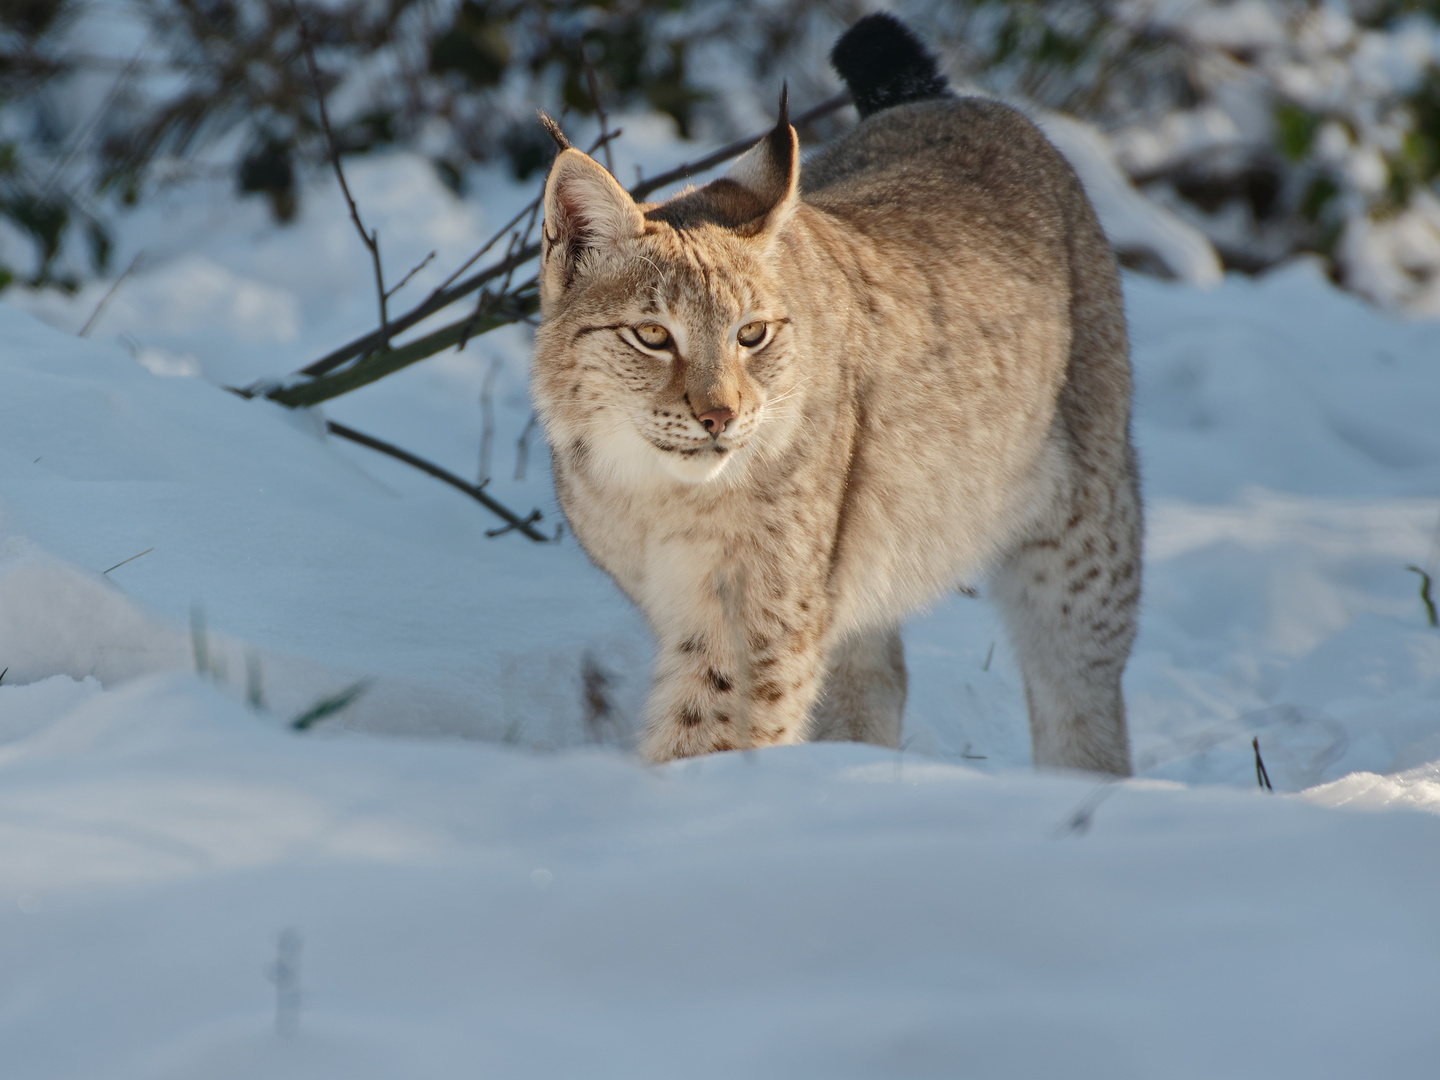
left=3, top=145, right=1440, bottom=1075
left=1030, top=108, right=1224, bottom=287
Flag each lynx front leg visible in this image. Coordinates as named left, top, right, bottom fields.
left=639, top=577, right=829, bottom=762
left=808, top=625, right=907, bottom=748
left=989, top=467, right=1141, bottom=776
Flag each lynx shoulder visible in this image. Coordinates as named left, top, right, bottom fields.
left=531, top=13, right=1142, bottom=775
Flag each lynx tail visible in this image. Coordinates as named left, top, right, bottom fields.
left=830, top=13, right=951, bottom=119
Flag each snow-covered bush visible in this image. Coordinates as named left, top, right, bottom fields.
left=4, top=0, right=1440, bottom=316
left=0, top=0, right=838, bottom=289
left=913, top=0, right=1440, bottom=314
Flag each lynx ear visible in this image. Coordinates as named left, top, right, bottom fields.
left=722, top=85, right=800, bottom=236
left=542, top=148, right=645, bottom=293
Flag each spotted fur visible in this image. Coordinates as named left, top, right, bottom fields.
left=531, top=38, right=1141, bottom=774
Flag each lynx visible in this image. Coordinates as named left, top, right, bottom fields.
left=531, top=14, right=1142, bottom=775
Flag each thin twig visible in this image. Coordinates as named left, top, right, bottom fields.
left=583, top=62, right=616, bottom=175
left=102, top=546, right=154, bottom=575
left=79, top=250, right=145, bottom=336
left=486, top=510, right=543, bottom=538
left=459, top=237, right=518, bottom=353
left=516, top=196, right=544, bottom=267
left=1253, top=737, right=1274, bottom=792
left=492, top=231, right=525, bottom=317
left=290, top=0, right=389, bottom=339
left=1406, top=565, right=1438, bottom=628
left=284, top=248, right=541, bottom=387
left=385, top=250, right=435, bottom=301
left=410, top=208, right=533, bottom=317
left=325, top=420, right=550, bottom=542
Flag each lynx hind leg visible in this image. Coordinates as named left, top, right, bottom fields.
left=989, top=455, right=1141, bottom=776
left=808, top=625, right=907, bottom=748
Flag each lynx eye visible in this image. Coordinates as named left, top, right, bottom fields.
left=737, top=321, right=767, bottom=348
left=634, top=323, right=672, bottom=349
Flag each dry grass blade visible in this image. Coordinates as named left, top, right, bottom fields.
left=80, top=250, right=145, bottom=337
left=1405, top=565, right=1438, bottom=627
left=291, top=679, right=370, bottom=730
left=102, top=546, right=154, bottom=574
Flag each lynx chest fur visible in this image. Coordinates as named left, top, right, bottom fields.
left=531, top=17, right=1142, bottom=774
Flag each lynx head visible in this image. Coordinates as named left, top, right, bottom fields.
left=533, top=96, right=804, bottom=485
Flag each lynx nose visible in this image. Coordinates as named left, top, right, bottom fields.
left=698, top=407, right=735, bottom=436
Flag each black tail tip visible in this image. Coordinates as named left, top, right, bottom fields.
left=831, top=13, right=950, bottom=119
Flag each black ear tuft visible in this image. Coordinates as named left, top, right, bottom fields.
left=538, top=110, right=573, bottom=152
left=766, top=82, right=791, bottom=168
left=831, top=13, right=950, bottom=119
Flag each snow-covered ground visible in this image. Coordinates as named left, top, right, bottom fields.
left=4, top=136, right=1440, bottom=1077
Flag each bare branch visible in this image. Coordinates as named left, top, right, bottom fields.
left=325, top=420, right=551, bottom=542
left=485, top=509, right=544, bottom=539
left=285, top=95, right=845, bottom=385
left=294, top=243, right=540, bottom=381
left=514, top=196, right=544, bottom=268
left=290, top=129, right=622, bottom=382
left=266, top=285, right=538, bottom=408
left=459, top=232, right=521, bottom=353
left=290, top=0, right=389, bottom=339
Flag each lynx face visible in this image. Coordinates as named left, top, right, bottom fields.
left=534, top=122, right=805, bottom=486
left=554, top=244, right=795, bottom=484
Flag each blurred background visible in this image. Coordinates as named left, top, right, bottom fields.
left=3, top=0, right=1440, bottom=317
